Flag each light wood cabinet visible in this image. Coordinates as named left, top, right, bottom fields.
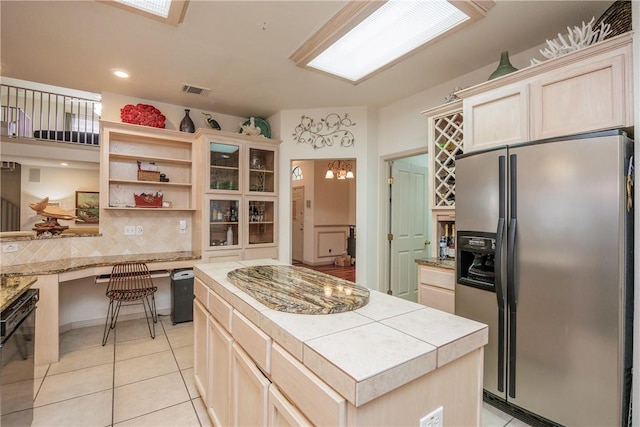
left=422, top=101, right=464, bottom=209
left=462, top=82, right=529, bottom=151
left=193, top=299, right=208, bottom=402
left=196, top=128, right=281, bottom=260
left=418, top=265, right=455, bottom=314
left=268, top=385, right=312, bottom=427
left=100, top=121, right=196, bottom=211
left=232, top=342, right=270, bottom=427
left=458, top=33, right=633, bottom=153
left=207, top=312, right=233, bottom=427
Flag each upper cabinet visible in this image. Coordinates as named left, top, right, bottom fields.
left=100, top=121, right=197, bottom=211
left=195, top=128, right=281, bottom=261
left=422, top=100, right=464, bottom=209
left=458, top=33, right=633, bottom=152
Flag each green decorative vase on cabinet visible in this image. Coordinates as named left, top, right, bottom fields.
left=488, top=51, right=518, bottom=80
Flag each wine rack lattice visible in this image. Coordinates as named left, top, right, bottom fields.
left=432, top=109, right=463, bottom=207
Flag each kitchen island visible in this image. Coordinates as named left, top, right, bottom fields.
left=194, top=260, right=488, bottom=426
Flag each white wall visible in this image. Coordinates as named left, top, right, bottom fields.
left=273, top=107, right=379, bottom=289
left=21, top=166, right=99, bottom=230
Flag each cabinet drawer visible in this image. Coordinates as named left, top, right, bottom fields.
left=418, top=284, right=455, bottom=314
left=271, top=344, right=346, bottom=427
left=194, top=278, right=209, bottom=305
left=208, top=288, right=233, bottom=332
left=232, top=310, right=272, bottom=374
left=419, top=266, right=454, bottom=290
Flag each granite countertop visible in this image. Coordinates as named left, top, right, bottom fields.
left=1, top=251, right=201, bottom=277
left=415, top=257, right=455, bottom=270
left=0, top=275, right=38, bottom=312
left=195, top=260, right=487, bottom=407
left=227, top=265, right=369, bottom=314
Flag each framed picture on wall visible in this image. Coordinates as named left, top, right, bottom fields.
left=76, top=191, right=99, bottom=224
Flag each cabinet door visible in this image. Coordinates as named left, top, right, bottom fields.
left=247, top=145, right=277, bottom=194
left=418, top=266, right=455, bottom=313
left=268, top=385, right=312, bottom=427
left=246, top=197, right=276, bottom=248
left=531, top=52, right=629, bottom=139
left=193, top=299, right=208, bottom=401
left=463, top=82, right=529, bottom=152
left=209, top=141, right=241, bottom=191
left=207, top=315, right=234, bottom=427
left=206, top=196, right=241, bottom=249
left=232, top=343, right=270, bottom=427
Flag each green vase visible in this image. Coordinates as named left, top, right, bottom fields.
left=488, top=51, right=518, bottom=80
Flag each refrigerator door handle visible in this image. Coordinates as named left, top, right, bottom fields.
left=495, top=155, right=507, bottom=392
left=507, top=153, right=518, bottom=398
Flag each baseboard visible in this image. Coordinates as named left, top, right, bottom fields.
left=59, top=308, right=171, bottom=333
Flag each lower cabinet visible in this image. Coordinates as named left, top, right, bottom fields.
left=207, top=313, right=233, bottom=427
left=268, top=385, right=311, bottom=427
left=417, top=265, right=455, bottom=313
left=232, top=342, right=270, bottom=426
left=193, top=299, right=208, bottom=403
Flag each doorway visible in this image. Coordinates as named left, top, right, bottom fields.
left=290, top=159, right=356, bottom=279
left=386, top=154, right=429, bottom=301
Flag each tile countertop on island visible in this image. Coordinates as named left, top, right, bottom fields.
left=195, top=259, right=487, bottom=408
left=415, top=257, right=455, bottom=270
left=0, top=275, right=38, bottom=312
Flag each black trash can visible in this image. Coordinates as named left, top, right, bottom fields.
left=171, top=269, right=194, bottom=324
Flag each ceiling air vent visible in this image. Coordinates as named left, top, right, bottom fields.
left=180, top=84, right=211, bottom=96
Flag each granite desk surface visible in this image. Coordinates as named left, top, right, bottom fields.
left=195, top=260, right=488, bottom=407
left=415, top=257, right=455, bottom=270
left=1, top=251, right=201, bottom=277
left=0, top=275, right=38, bottom=312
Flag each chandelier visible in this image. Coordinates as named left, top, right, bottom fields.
left=325, top=160, right=354, bottom=180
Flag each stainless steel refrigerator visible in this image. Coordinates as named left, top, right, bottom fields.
left=455, top=129, right=633, bottom=426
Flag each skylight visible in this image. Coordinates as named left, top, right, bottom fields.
left=291, top=0, right=494, bottom=84
left=116, top=0, right=171, bottom=17
left=104, top=0, right=188, bottom=25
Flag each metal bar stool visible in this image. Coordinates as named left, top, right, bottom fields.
left=102, top=262, right=158, bottom=346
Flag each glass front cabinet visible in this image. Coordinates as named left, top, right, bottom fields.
left=196, top=128, right=280, bottom=261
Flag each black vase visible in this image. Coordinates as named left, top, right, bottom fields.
left=180, top=109, right=195, bottom=133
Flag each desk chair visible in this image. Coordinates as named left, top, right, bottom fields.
left=102, top=262, right=158, bottom=346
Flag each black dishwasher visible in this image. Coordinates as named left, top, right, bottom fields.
left=1, top=288, right=38, bottom=425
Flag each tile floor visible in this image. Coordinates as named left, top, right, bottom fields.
left=3, top=315, right=531, bottom=426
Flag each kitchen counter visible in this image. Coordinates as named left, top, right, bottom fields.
left=195, top=259, right=487, bottom=425
left=1, top=251, right=200, bottom=277
left=0, top=275, right=38, bottom=311
left=416, top=257, right=455, bottom=270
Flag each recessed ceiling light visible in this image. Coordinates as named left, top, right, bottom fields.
left=60, top=162, right=69, bottom=166
left=113, top=70, right=130, bottom=79
left=291, top=0, right=494, bottom=84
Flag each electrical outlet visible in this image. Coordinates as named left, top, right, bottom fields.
left=179, top=219, right=187, bottom=233
left=135, top=225, right=143, bottom=235
left=2, top=243, right=18, bottom=253
left=124, top=226, right=135, bottom=236
left=419, top=406, right=443, bottom=427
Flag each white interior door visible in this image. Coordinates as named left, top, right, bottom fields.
left=390, top=159, right=428, bottom=302
left=291, top=186, right=304, bottom=262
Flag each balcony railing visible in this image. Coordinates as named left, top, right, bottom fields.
left=0, top=84, right=101, bottom=146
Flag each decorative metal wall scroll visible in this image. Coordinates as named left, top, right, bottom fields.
left=292, top=113, right=355, bottom=149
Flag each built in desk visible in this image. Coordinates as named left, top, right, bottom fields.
left=1, top=251, right=200, bottom=364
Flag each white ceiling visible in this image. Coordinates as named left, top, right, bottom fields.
left=1, top=1, right=612, bottom=119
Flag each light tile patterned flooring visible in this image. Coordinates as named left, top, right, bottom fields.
left=3, top=315, right=531, bottom=426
